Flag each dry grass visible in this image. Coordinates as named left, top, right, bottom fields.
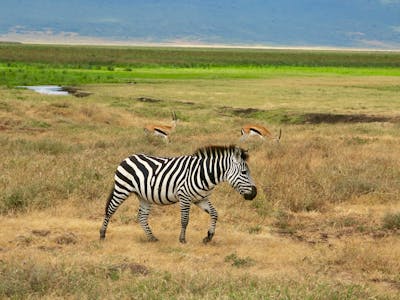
left=1, top=75, right=400, bottom=299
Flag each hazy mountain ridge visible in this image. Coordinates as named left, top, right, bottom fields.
left=1, top=0, right=399, bottom=48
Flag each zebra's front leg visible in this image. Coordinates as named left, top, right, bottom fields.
left=138, top=199, right=158, bottom=242
left=195, top=199, right=218, bottom=244
left=179, top=199, right=191, bottom=243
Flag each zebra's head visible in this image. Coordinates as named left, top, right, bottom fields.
left=226, top=146, right=257, bottom=200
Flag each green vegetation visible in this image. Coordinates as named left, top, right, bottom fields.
left=382, top=212, right=400, bottom=230
left=2, top=43, right=400, bottom=67
left=2, top=63, right=400, bottom=87
left=1, top=43, right=400, bottom=86
left=225, top=253, right=256, bottom=268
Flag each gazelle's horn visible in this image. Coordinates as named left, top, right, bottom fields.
left=276, top=128, right=282, bottom=142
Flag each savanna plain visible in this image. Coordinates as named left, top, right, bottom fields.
left=1, top=44, right=400, bottom=299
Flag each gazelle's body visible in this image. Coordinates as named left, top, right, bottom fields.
left=144, top=112, right=177, bottom=142
left=240, top=124, right=281, bottom=143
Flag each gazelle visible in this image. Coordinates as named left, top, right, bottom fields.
left=144, top=111, right=177, bottom=143
left=240, top=124, right=282, bottom=143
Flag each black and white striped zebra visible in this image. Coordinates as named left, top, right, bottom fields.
left=100, top=145, right=257, bottom=244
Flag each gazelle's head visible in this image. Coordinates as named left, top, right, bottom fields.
left=226, top=146, right=257, bottom=200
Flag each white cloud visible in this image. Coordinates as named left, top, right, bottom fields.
left=356, top=38, right=400, bottom=50
left=379, top=0, right=400, bottom=4
left=87, top=18, right=121, bottom=24
left=391, top=26, right=400, bottom=33
left=346, top=31, right=365, bottom=38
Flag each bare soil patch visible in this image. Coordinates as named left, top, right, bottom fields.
left=303, top=113, right=400, bottom=124
left=137, top=96, right=196, bottom=106
left=62, top=86, right=92, bottom=97
left=220, top=106, right=400, bottom=124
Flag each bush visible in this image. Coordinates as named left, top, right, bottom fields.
left=382, top=212, right=400, bottom=230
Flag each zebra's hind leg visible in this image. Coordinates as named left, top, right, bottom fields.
left=100, top=186, right=130, bottom=240
left=195, top=199, right=218, bottom=244
left=138, top=199, right=158, bottom=242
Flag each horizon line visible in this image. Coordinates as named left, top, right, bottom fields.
left=1, top=35, right=399, bottom=53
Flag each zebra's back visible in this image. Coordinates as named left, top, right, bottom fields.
left=116, top=153, right=193, bottom=205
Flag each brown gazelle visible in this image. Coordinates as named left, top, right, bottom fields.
left=240, top=124, right=281, bottom=143
left=144, top=111, right=177, bottom=142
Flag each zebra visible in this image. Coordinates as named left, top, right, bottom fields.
left=100, top=145, right=257, bottom=244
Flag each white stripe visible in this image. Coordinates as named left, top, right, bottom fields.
left=125, top=157, right=147, bottom=196
left=115, top=172, right=135, bottom=192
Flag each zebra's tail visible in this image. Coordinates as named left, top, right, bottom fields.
left=104, top=186, right=115, bottom=216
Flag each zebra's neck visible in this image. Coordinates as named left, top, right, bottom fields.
left=197, top=155, right=228, bottom=189
left=191, top=146, right=241, bottom=190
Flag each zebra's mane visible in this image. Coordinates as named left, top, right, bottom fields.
left=193, top=145, right=249, bottom=161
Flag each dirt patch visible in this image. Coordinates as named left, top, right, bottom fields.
left=14, top=235, right=33, bottom=246
left=219, top=106, right=261, bottom=116
left=137, top=96, right=195, bottom=106
left=54, top=232, right=78, bottom=245
left=303, top=113, right=400, bottom=124
left=219, top=106, right=400, bottom=124
left=107, top=262, right=149, bottom=276
left=62, top=86, right=92, bottom=98
left=32, top=229, right=51, bottom=237
left=137, top=97, right=162, bottom=103
left=126, top=263, right=149, bottom=275
left=370, top=278, right=400, bottom=290
left=37, top=245, right=61, bottom=251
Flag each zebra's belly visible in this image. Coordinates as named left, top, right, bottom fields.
left=138, top=186, right=179, bottom=205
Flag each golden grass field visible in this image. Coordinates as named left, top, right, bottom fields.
left=1, top=75, right=400, bottom=299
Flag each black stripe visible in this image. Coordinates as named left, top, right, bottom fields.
left=115, top=169, right=133, bottom=188
left=157, top=158, right=179, bottom=203
left=154, top=128, right=167, bottom=135
left=114, top=180, right=131, bottom=194
left=120, top=159, right=140, bottom=190
left=166, top=157, right=188, bottom=201
left=129, top=155, right=149, bottom=199
left=199, top=159, right=209, bottom=189
left=250, top=128, right=262, bottom=135
left=138, top=154, right=162, bottom=202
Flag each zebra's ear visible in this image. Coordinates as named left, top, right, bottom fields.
left=242, top=149, right=249, bottom=161
left=234, top=146, right=248, bottom=161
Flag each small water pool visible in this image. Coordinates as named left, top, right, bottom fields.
left=19, top=85, right=69, bottom=95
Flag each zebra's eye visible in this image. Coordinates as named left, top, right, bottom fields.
left=241, top=170, right=247, bottom=175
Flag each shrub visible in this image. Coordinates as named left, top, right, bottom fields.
left=382, top=212, right=400, bottom=230
left=225, top=253, right=255, bottom=268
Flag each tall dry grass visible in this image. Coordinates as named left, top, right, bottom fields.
left=1, top=77, right=400, bottom=298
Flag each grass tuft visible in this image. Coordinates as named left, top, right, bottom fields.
left=225, top=253, right=256, bottom=268
left=382, top=212, right=400, bottom=230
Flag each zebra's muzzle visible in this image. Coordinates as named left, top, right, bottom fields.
left=244, top=185, right=257, bottom=200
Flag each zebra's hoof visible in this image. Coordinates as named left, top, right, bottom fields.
left=148, top=236, right=159, bottom=242
left=179, top=238, right=187, bottom=244
left=203, top=231, right=214, bottom=244
left=203, top=237, right=211, bottom=244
